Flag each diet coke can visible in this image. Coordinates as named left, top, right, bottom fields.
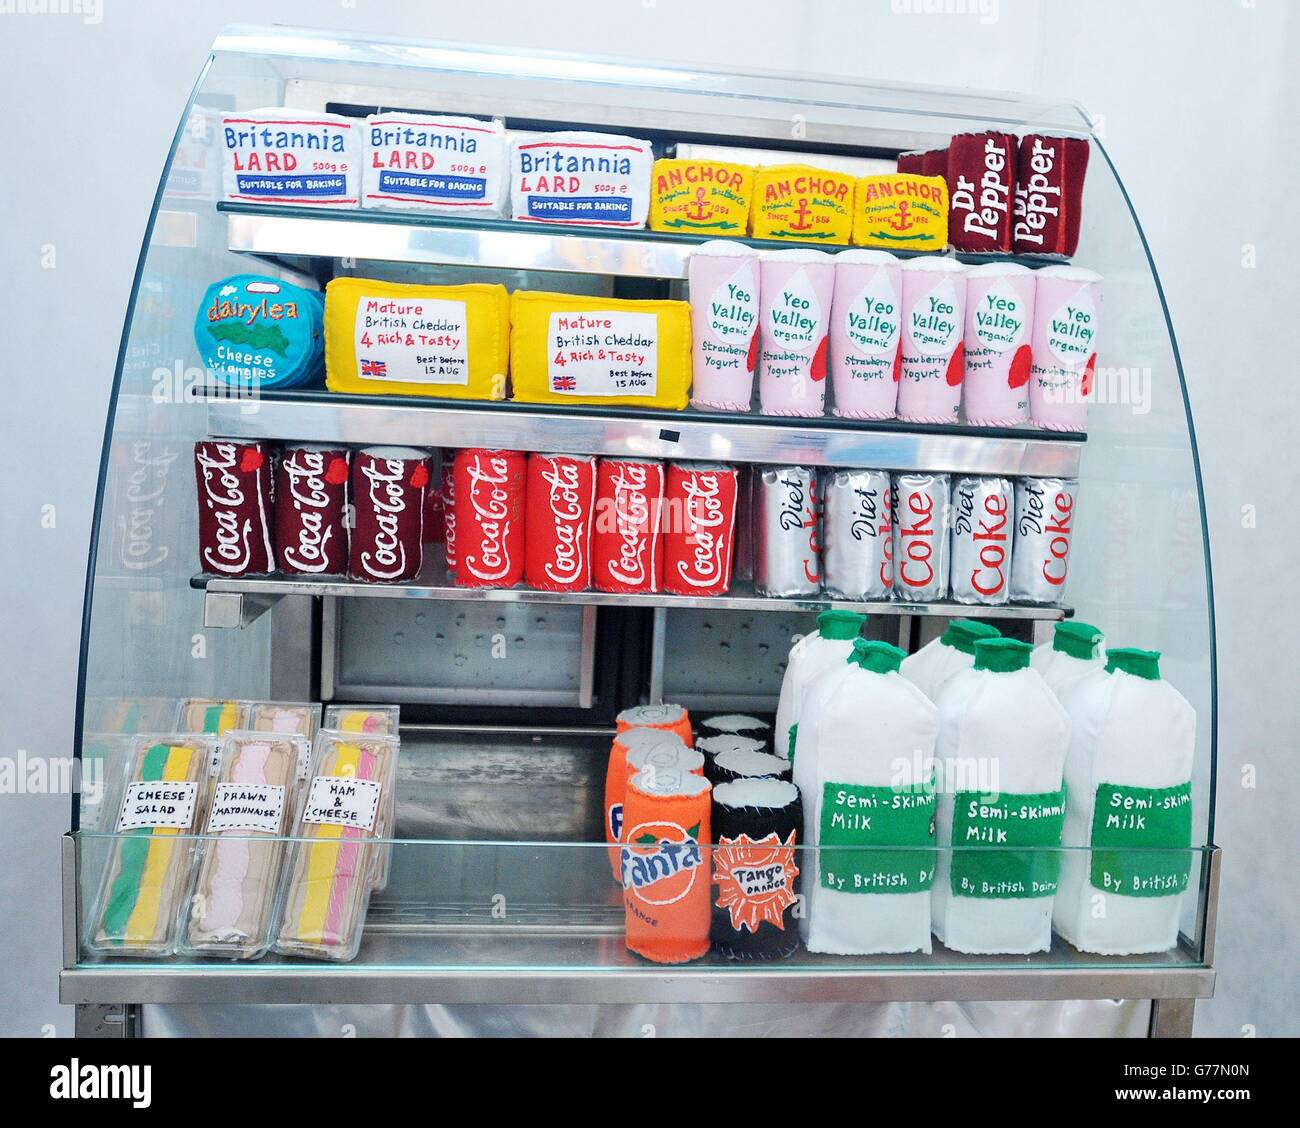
left=349, top=446, right=430, bottom=583
left=1010, top=476, right=1078, bottom=603
left=592, top=458, right=665, bottom=594
left=891, top=471, right=951, bottom=602
left=752, top=465, right=821, bottom=597
left=452, top=448, right=526, bottom=589
left=663, top=461, right=739, bottom=596
left=949, top=475, right=1013, bottom=605
left=524, top=452, right=596, bottom=592
left=194, top=440, right=275, bottom=576
left=821, top=468, right=893, bottom=600
left=275, top=443, right=349, bottom=575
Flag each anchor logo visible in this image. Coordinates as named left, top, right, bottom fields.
left=789, top=196, right=815, bottom=231
left=685, top=186, right=712, bottom=223
left=889, top=200, right=918, bottom=232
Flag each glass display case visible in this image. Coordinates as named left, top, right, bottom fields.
left=64, top=26, right=1217, bottom=1038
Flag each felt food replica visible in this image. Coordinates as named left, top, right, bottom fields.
left=509, top=291, right=693, bottom=409
left=324, top=278, right=510, bottom=400
left=852, top=173, right=949, bottom=252
left=750, top=165, right=854, bottom=244
left=510, top=131, right=654, bottom=228
left=648, top=158, right=754, bottom=235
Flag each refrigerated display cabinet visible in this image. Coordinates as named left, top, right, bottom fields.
left=65, top=26, right=1218, bottom=1038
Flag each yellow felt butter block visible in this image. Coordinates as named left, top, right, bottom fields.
left=325, top=277, right=510, bottom=400
left=853, top=173, right=949, bottom=251
left=509, top=291, right=692, bottom=409
left=751, top=164, right=854, bottom=244
left=648, top=158, right=753, bottom=235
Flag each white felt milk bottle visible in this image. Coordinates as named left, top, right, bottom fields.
left=1031, top=620, right=1106, bottom=695
left=899, top=619, right=1000, bottom=702
left=932, top=637, right=1070, bottom=954
left=775, top=610, right=865, bottom=763
left=796, top=640, right=939, bottom=955
left=1053, top=648, right=1196, bottom=955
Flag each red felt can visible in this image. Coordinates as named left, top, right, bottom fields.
left=275, top=443, right=349, bottom=575
left=663, top=461, right=739, bottom=596
left=348, top=446, right=430, bottom=583
left=524, top=452, right=596, bottom=592
left=1012, top=134, right=1091, bottom=257
left=194, top=440, right=275, bottom=576
left=947, top=131, right=1016, bottom=253
left=592, top=458, right=665, bottom=594
left=452, top=448, right=526, bottom=589
left=440, top=456, right=457, bottom=573
left=920, top=147, right=949, bottom=179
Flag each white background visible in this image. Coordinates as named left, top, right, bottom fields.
left=0, top=0, right=1296, bottom=1037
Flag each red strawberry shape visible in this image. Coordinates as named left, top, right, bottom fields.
left=324, top=457, right=349, bottom=486
left=1008, top=344, right=1032, bottom=388
left=892, top=341, right=903, bottom=382
left=1080, top=352, right=1097, bottom=398
left=409, top=463, right=430, bottom=489
left=239, top=447, right=264, bottom=473
left=944, top=342, right=965, bottom=387
left=810, top=336, right=829, bottom=382
left=746, top=327, right=759, bottom=373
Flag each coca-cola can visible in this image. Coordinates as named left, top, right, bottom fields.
left=194, top=440, right=275, bottom=576
left=891, top=471, right=951, bottom=602
left=950, top=475, right=1013, bottom=605
left=1010, top=476, right=1078, bottom=603
left=592, top=458, right=665, bottom=594
left=524, top=452, right=596, bottom=592
left=349, top=446, right=430, bottom=583
left=275, top=444, right=349, bottom=575
left=452, top=448, right=527, bottom=589
left=663, top=461, right=739, bottom=596
left=821, top=468, right=893, bottom=600
left=441, top=455, right=457, bottom=574
left=752, top=465, right=820, bottom=597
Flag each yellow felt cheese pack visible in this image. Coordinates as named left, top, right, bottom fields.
left=324, top=277, right=510, bottom=399
left=648, top=158, right=753, bottom=235
left=852, top=173, right=949, bottom=251
left=750, top=164, right=854, bottom=245
left=509, top=291, right=692, bottom=409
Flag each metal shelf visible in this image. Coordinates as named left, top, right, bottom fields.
left=207, top=392, right=1084, bottom=478
left=222, top=201, right=1070, bottom=280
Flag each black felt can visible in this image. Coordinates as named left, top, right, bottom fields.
left=710, top=779, right=803, bottom=959
left=698, top=714, right=773, bottom=751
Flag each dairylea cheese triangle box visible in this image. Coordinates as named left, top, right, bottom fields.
left=221, top=109, right=361, bottom=207
left=511, top=131, right=653, bottom=228
left=362, top=113, right=508, bottom=215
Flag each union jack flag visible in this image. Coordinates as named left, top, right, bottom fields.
left=361, top=358, right=387, bottom=377
left=552, top=374, right=577, bottom=391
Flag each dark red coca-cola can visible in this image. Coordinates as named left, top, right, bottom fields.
left=524, top=453, right=595, bottom=592
left=440, top=455, right=457, bottom=574
left=423, top=472, right=444, bottom=545
left=452, top=448, right=526, bottom=589
left=194, top=440, right=275, bottom=576
left=592, top=458, right=664, bottom=594
left=663, top=461, right=739, bottom=596
left=275, top=443, right=349, bottom=575
left=348, top=446, right=430, bottom=583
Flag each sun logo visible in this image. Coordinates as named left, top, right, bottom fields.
left=713, top=831, right=799, bottom=933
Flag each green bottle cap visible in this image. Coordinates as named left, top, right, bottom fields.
left=848, top=638, right=905, bottom=675
left=940, top=619, right=1001, bottom=656
left=818, top=610, right=867, bottom=641
left=1053, top=621, right=1104, bottom=661
left=973, top=637, right=1033, bottom=673
left=1105, top=647, right=1161, bottom=680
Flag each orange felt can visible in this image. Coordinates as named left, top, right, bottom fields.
left=615, top=703, right=693, bottom=749
left=605, top=727, right=690, bottom=878
left=621, top=766, right=712, bottom=964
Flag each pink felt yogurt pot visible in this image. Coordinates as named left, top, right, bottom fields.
left=1028, top=265, right=1102, bottom=432
left=828, top=248, right=903, bottom=420
left=757, top=249, right=834, bottom=417
left=962, top=262, right=1035, bottom=426
left=687, top=241, right=761, bottom=412
left=896, top=256, right=967, bottom=424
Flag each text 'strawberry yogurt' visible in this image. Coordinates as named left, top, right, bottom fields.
left=1029, top=265, right=1102, bottom=432
left=687, top=241, right=761, bottom=412
left=962, top=262, right=1035, bottom=426
left=757, top=249, right=834, bottom=417
left=829, top=249, right=903, bottom=420
left=896, top=257, right=967, bottom=424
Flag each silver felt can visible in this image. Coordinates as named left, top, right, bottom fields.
left=752, top=465, right=821, bottom=597
left=821, top=468, right=893, bottom=600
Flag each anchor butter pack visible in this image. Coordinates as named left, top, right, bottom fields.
left=324, top=277, right=510, bottom=400
left=852, top=173, right=949, bottom=251
left=509, top=291, right=692, bottom=409
left=750, top=164, right=855, bottom=245
left=648, top=158, right=753, bottom=235
left=361, top=112, right=508, bottom=215
left=221, top=108, right=360, bottom=207
left=511, top=131, right=654, bottom=228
